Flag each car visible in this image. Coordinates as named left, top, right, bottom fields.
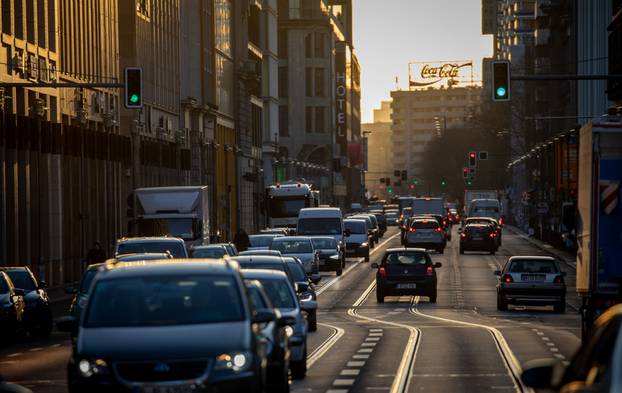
left=260, top=228, right=291, bottom=236
left=241, top=269, right=313, bottom=380
left=66, top=263, right=109, bottom=335
left=399, top=207, right=414, bottom=243
left=283, top=257, right=319, bottom=332
left=460, top=223, right=497, bottom=255
left=248, top=234, right=284, bottom=251
left=270, top=237, right=319, bottom=275
left=0, top=267, right=52, bottom=338
left=521, top=304, right=622, bottom=392
left=0, top=271, right=25, bottom=340
left=411, top=214, right=451, bottom=242
left=463, top=217, right=502, bottom=246
left=232, top=255, right=294, bottom=282
left=370, top=211, right=388, bottom=237
left=310, top=237, right=344, bottom=275
left=296, top=208, right=347, bottom=251
left=384, top=210, right=400, bottom=226
left=372, top=248, right=442, bottom=303
left=495, top=256, right=567, bottom=312
left=114, top=237, right=188, bottom=258
left=60, top=260, right=271, bottom=393
left=353, top=214, right=380, bottom=242
left=343, top=219, right=371, bottom=261
left=190, top=244, right=230, bottom=259
left=239, top=249, right=283, bottom=257
left=244, top=280, right=291, bottom=393
left=349, top=214, right=376, bottom=248
left=404, top=218, right=446, bottom=254
left=212, top=242, right=239, bottom=256
left=113, top=252, right=174, bottom=261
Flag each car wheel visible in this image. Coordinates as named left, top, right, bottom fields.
left=290, top=347, right=307, bottom=380
left=429, top=289, right=437, bottom=303
left=496, top=294, right=508, bottom=311
left=308, top=310, right=317, bottom=332
left=490, top=249, right=495, bottom=255
left=376, top=288, right=385, bottom=303
left=554, top=298, right=566, bottom=313
left=365, top=251, right=370, bottom=262
left=438, top=248, right=444, bottom=254
left=336, top=265, right=343, bottom=276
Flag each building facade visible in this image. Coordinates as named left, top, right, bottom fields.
left=363, top=101, right=392, bottom=200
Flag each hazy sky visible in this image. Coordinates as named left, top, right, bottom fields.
left=354, top=0, right=493, bottom=123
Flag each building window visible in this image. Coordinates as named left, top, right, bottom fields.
left=314, top=32, right=325, bottom=58
left=278, top=66, right=288, bottom=97
left=2, top=0, right=11, bottom=34
left=305, top=67, right=312, bottom=97
left=304, top=33, right=312, bottom=58
left=301, top=0, right=312, bottom=18
left=278, top=30, right=288, bottom=58
left=14, top=0, right=23, bottom=39
left=137, top=0, right=151, bottom=18
left=215, top=0, right=232, bottom=57
left=47, top=0, right=56, bottom=51
left=37, top=0, right=45, bottom=48
left=288, top=0, right=300, bottom=19
left=314, top=68, right=324, bottom=97
left=305, top=106, right=313, bottom=133
left=315, top=106, right=325, bottom=133
left=279, top=105, right=289, bottom=136
left=26, top=0, right=34, bottom=43
left=216, top=55, right=234, bottom=116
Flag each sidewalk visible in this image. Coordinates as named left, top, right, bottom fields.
left=47, top=282, right=79, bottom=305
left=505, top=225, right=577, bottom=268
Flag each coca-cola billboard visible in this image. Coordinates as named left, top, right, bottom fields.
left=409, top=60, right=473, bottom=89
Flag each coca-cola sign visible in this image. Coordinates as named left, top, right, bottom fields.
left=409, top=61, right=473, bottom=89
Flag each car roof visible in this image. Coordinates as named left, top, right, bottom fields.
left=385, top=247, right=427, bottom=253
left=271, top=236, right=311, bottom=242
left=93, top=260, right=238, bottom=280
left=233, top=255, right=285, bottom=263
left=116, top=237, right=184, bottom=243
left=0, top=266, right=30, bottom=272
left=344, top=218, right=367, bottom=223
left=115, top=253, right=173, bottom=261
left=241, top=269, right=289, bottom=280
left=308, top=236, right=336, bottom=240
left=508, top=256, right=556, bottom=262
left=467, top=217, right=497, bottom=221
left=192, top=245, right=227, bottom=249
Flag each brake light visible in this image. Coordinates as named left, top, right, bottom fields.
left=434, top=227, right=443, bottom=233
left=409, top=227, right=416, bottom=233
left=554, top=275, right=564, bottom=284
left=401, top=224, right=407, bottom=230
left=499, top=217, right=504, bottom=225
left=460, top=232, right=467, bottom=238
left=378, top=266, right=387, bottom=277
left=501, top=274, right=513, bottom=283
left=456, top=213, right=461, bottom=220
left=426, top=266, right=434, bottom=276
left=443, top=220, right=447, bottom=226
left=489, top=233, right=496, bottom=238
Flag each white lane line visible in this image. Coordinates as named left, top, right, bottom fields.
left=358, top=348, right=374, bottom=353
left=369, top=329, right=384, bottom=332
left=326, top=390, right=349, bottom=393
left=47, top=343, right=61, bottom=349
left=348, top=361, right=366, bottom=367
left=361, top=342, right=377, bottom=347
left=7, top=353, right=22, bottom=358
left=333, top=379, right=355, bottom=386
left=307, top=322, right=346, bottom=368
left=353, top=354, right=370, bottom=359
left=348, top=280, right=421, bottom=393
left=341, top=369, right=361, bottom=376
left=410, top=298, right=532, bottom=393
left=366, top=337, right=381, bottom=342
left=554, top=354, right=566, bottom=360
left=29, top=347, right=43, bottom=352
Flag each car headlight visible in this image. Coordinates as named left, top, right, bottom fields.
left=329, top=254, right=340, bottom=260
left=284, top=325, right=294, bottom=337
left=77, top=358, right=109, bottom=378
left=361, top=242, right=368, bottom=247
left=214, top=352, right=252, bottom=373
left=300, top=293, right=313, bottom=302
left=77, top=296, right=88, bottom=309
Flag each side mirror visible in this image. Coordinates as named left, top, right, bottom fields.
left=521, top=359, right=561, bottom=389
left=38, top=280, right=47, bottom=289
left=278, top=315, right=296, bottom=327
left=371, top=262, right=379, bottom=269
left=295, top=282, right=309, bottom=293
left=310, top=274, right=322, bottom=285
left=65, top=287, right=78, bottom=295
left=434, top=262, right=442, bottom=268
left=300, top=299, right=318, bottom=311
left=56, top=315, right=78, bottom=333
left=13, top=288, right=25, bottom=297
left=253, top=310, right=275, bottom=324
left=494, top=270, right=502, bottom=276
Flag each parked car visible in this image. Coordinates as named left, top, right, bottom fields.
left=241, top=269, right=313, bottom=380
left=283, top=257, right=319, bottom=332
left=114, top=237, right=188, bottom=258
left=404, top=218, right=446, bottom=254
left=459, top=224, right=497, bottom=255
left=190, top=244, right=230, bottom=259
left=0, top=271, right=25, bottom=340
left=248, top=234, right=284, bottom=251
left=310, top=237, right=344, bottom=275
left=372, top=248, right=441, bottom=303
left=244, top=280, right=291, bottom=393
left=270, top=237, right=319, bottom=275
left=521, top=304, right=622, bottom=392
left=343, top=219, right=371, bottom=261
left=0, top=267, right=52, bottom=338
left=495, top=256, right=567, bottom=312
left=60, top=261, right=271, bottom=393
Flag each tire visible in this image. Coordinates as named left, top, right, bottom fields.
left=554, top=299, right=566, bottom=313
left=490, top=249, right=495, bottom=255
left=308, top=311, right=317, bottom=332
left=273, top=363, right=290, bottom=393
left=438, top=247, right=444, bottom=254
left=364, top=251, right=370, bottom=262
left=290, top=347, right=307, bottom=380
left=429, top=289, right=437, bottom=303
left=336, top=265, right=343, bottom=276
left=376, top=288, right=385, bottom=303
left=459, top=247, right=464, bottom=255
left=497, top=294, right=508, bottom=311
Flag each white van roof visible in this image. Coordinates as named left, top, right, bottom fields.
left=298, top=207, right=342, bottom=219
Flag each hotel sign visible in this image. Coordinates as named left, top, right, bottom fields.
left=409, top=61, right=473, bottom=89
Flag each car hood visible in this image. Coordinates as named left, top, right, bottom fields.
left=283, top=253, right=314, bottom=263
left=317, top=249, right=339, bottom=257
left=247, top=246, right=269, bottom=251
left=77, top=321, right=251, bottom=360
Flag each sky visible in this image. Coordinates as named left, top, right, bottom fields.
left=354, top=0, right=493, bottom=123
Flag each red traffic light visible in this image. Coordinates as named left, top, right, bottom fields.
left=469, top=153, right=476, bottom=159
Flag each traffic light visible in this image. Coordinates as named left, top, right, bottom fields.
left=468, top=151, right=477, bottom=168
left=394, top=170, right=401, bottom=177
left=409, top=184, right=415, bottom=190
left=401, top=170, right=407, bottom=181
left=413, top=179, right=419, bottom=185
left=441, top=178, right=447, bottom=187
left=124, top=67, right=143, bottom=109
left=492, top=61, right=510, bottom=102
left=462, top=167, right=469, bottom=179
left=387, top=187, right=393, bottom=194
left=466, top=179, right=473, bottom=186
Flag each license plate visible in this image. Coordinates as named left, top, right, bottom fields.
left=472, top=237, right=483, bottom=241
left=397, top=283, right=417, bottom=289
left=140, top=385, right=195, bottom=393
left=521, top=274, right=545, bottom=282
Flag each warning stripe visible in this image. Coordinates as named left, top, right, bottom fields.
left=600, top=182, right=620, bottom=215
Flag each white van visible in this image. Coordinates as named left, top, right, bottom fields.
left=297, top=208, right=347, bottom=259
left=468, top=199, right=502, bottom=222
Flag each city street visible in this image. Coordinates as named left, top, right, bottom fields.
left=0, top=226, right=582, bottom=393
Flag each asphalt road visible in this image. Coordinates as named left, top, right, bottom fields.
left=0, top=225, right=582, bottom=393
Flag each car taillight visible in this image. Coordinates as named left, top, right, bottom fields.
left=409, top=227, right=416, bottom=233
left=460, top=232, right=467, bottom=238
left=378, top=266, right=387, bottom=277
left=401, top=224, right=407, bottom=230
left=426, top=266, right=434, bottom=276
left=434, top=227, right=443, bottom=233
left=443, top=220, right=447, bottom=226
left=501, top=274, right=513, bottom=283
left=489, top=233, right=496, bottom=238
left=554, top=275, right=564, bottom=284
left=499, top=217, right=504, bottom=225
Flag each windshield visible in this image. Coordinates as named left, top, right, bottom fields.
left=297, top=218, right=342, bottom=235
left=256, top=278, right=296, bottom=309
left=268, top=197, right=308, bottom=218
left=136, top=218, right=196, bottom=240
left=4, top=270, right=36, bottom=291
left=247, top=285, right=269, bottom=309
left=191, top=247, right=227, bottom=258
left=80, top=269, right=99, bottom=294
left=345, top=220, right=366, bottom=234
left=384, top=251, right=429, bottom=265
left=311, top=238, right=337, bottom=249
left=117, top=242, right=187, bottom=258
left=412, top=220, right=439, bottom=229
left=238, top=261, right=286, bottom=272
left=249, top=235, right=279, bottom=247
left=508, top=260, right=559, bottom=274
left=286, top=260, right=307, bottom=282
left=271, top=240, right=313, bottom=254
left=85, top=275, right=244, bottom=327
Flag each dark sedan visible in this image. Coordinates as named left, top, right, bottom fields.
left=60, top=260, right=271, bottom=393
left=372, top=248, right=441, bottom=303
left=0, top=272, right=25, bottom=340
left=310, top=237, right=344, bottom=275
left=0, top=267, right=51, bottom=338
left=283, top=257, right=319, bottom=332
left=459, top=223, right=497, bottom=254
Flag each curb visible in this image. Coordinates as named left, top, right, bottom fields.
left=505, top=225, right=577, bottom=269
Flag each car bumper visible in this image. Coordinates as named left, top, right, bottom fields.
left=289, top=336, right=306, bottom=361
left=345, top=244, right=369, bottom=257
left=460, top=240, right=495, bottom=250
left=404, top=240, right=444, bottom=249
left=319, top=257, right=341, bottom=270
left=498, top=285, right=566, bottom=304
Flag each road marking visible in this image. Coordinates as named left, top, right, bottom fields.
left=29, top=347, right=43, bottom=352
left=361, top=342, right=377, bottom=347
left=341, top=369, right=361, bottom=376
left=307, top=322, right=346, bottom=368
left=353, top=354, right=370, bottom=359
left=333, top=379, right=355, bottom=386
left=47, top=343, right=61, bottom=349
left=366, top=337, right=381, bottom=341
left=348, top=361, right=366, bottom=367
left=411, top=297, right=532, bottom=393
left=358, top=348, right=374, bottom=353
left=7, top=353, right=22, bottom=358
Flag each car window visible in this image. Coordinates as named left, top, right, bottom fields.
left=117, top=242, right=186, bottom=258
left=297, top=218, right=342, bottom=235
left=80, top=269, right=99, bottom=294
left=249, top=235, right=278, bottom=247
left=4, top=270, right=36, bottom=291
left=508, top=260, right=558, bottom=274
left=0, top=275, right=9, bottom=293
left=384, top=252, right=428, bottom=266
left=257, top=278, right=296, bottom=309
left=85, top=275, right=245, bottom=327
left=412, top=220, right=439, bottom=229
left=344, top=220, right=366, bottom=234
left=286, top=261, right=307, bottom=282
left=465, top=226, right=491, bottom=235
left=191, top=248, right=227, bottom=259
left=238, top=262, right=286, bottom=272
left=271, top=240, right=312, bottom=254
left=247, top=285, right=269, bottom=309
left=311, top=238, right=337, bottom=249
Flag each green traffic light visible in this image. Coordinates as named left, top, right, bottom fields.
left=388, top=187, right=393, bottom=194
left=496, top=87, right=507, bottom=98
left=129, top=94, right=140, bottom=104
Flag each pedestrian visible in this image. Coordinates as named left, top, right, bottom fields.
left=85, top=241, right=107, bottom=267
left=233, top=228, right=250, bottom=252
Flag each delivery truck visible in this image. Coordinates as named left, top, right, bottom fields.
left=576, top=121, right=622, bottom=337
